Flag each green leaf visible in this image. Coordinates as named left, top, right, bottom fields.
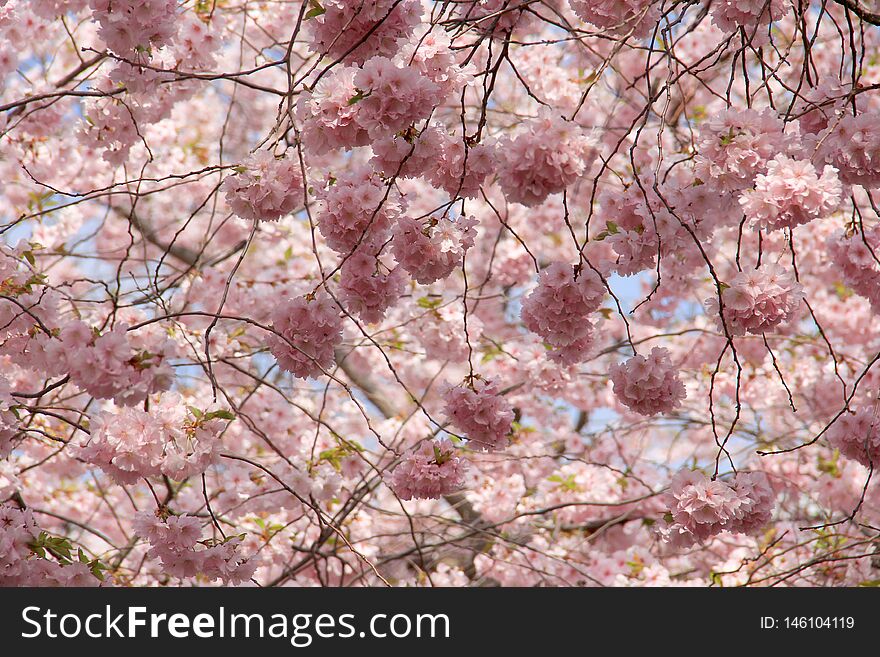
left=305, top=5, right=325, bottom=19
left=204, top=409, right=236, bottom=421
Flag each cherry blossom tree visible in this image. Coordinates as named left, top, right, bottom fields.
left=1, top=0, right=879, bottom=587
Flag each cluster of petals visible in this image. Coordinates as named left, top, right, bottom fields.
left=267, top=293, right=343, bottom=379
left=314, top=164, right=400, bottom=252
left=496, top=110, right=597, bottom=207
left=739, top=156, right=841, bottom=231
left=222, top=151, right=304, bottom=223
left=133, top=512, right=256, bottom=585
left=826, top=407, right=880, bottom=468
left=338, top=246, right=407, bottom=324
left=0, top=505, right=98, bottom=586
left=387, top=439, right=468, bottom=500
left=371, top=125, right=496, bottom=199
left=352, top=56, right=440, bottom=139
left=297, top=67, right=371, bottom=155
left=817, top=112, right=880, bottom=189
left=521, top=262, right=605, bottom=365
left=443, top=378, right=514, bottom=452
left=610, top=347, right=686, bottom=416
left=397, top=31, right=473, bottom=99
left=88, top=0, right=177, bottom=54
left=709, top=0, right=788, bottom=40
left=661, top=470, right=775, bottom=548
left=391, top=214, right=478, bottom=284
left=305, top=0, right=421, bottom=64
left=707, top=264, right=803, bottom=336
left=569, top=0, right=660, bottom=38
left=694, top=108, right=794, bottom=192
left=826, top=223, right=880, bottom=310
left=77, top=395, right=227, bottom=485
left=44, top=321, right=175, bottom=407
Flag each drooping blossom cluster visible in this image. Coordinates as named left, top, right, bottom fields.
left=132, top=512, right=256, bottom=585
left=29, top=321, right=176, bottom=407
left=392, top=215, right=478, bottom=284
left=0, top=505, right=99, bottom=587
left=520, top=262, right=605, bottom=365
left=222, top=151, right=304, bottom=223
left=496, top=111, right=597, bottom=206
left=708, top=0, right=789, bottom=39
left=826, top=223, right=880, bottom=310
left=338, top=249, right=407, bottom=324
left=305, top=0, right=422, bottom=64
left=569, top=0, right=661, bottom=38
left=610, top=347, right=686, bottom=416
left=371, top=125, right=496, bottom=199
left=267, top=294, right=344, bottom=379
left=88, top=0, right=177, bottom=54
left=443, top=378, right=515, bottom=452
left=661, top=470, right=775, bottom=548
left=707, top=264, right=804, bottom=336
left=352, top=56, right=440, bottom=139
left=817, top=112, right=880, bottom=188
left=387, top=439, right=468, bottom=500
left=826, top=407, right=880, bottom=468
left=77, top=396, right=229, bottom=485
left=740, top=156, right=841, bottom=231
left=314, top=165, right=400, bottom=252
left=694, top=108, right=794, bottom=192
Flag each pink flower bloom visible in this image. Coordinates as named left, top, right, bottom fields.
left=314, top=164, right=400, bottom=253
left=267, top=294, right=344, bottom=379
left=443, top=378, right=514, bottom=452
left=297, top=66, right=371, bottom=154
left=826, top=407, right=880, bottom=468
left=352, top=56, right=440, bottom=139
left=521, top=262, right=605, bottom=365
left=694, top=108, right=794, bottom=193
left=709, top=0, right=788, bottom=42
left=338, top=248, right=406, bottom=324
left=610, top=347, right=686, bottom=416
left=706, top=264, right=804, bottom=336
left=388, top=439, right=468, bottom=500
left=392, top=214, right=478, bottom=284
left=77, top=395, right=227, bottom=484
left=817, top=111, right=880, bottom=189
left=306, top=0, right=422, bottom=64
left=740, top=156, right=841, bottom=231
left=569, top=0, right=661, bottom=38
left=661, top=470, right=774, bottom=548
left=827, top=223, right=880, bottom=311
left=88, top=0, right=177, bottom=54
left=222, top=151, right=304, bottom=223
left=497, top=110, right=597, bottom=206
left=133, top=511, right=256, bottom=585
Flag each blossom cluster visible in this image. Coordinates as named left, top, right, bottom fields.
left=133, top=512, right=256, bottom=585
left=826, top=407, right=880, bottom=468
left=267, top=294, right=344, bottom=379
left=740, top=156, right=841, bottom=231
left=707, top=264, right=804, bottom=336
left=661, top=470, right=775, bottom=548
left=443, top=378, right=514, bottom=452
left=77, top=396, right=229, bottom=485
left=520, top=262, right=605, bottom=365
left=609, top=347, right=686, bottom=416
left=222, top=151, right=304, bottom=223
left=387, top=439, right=468, bottom=500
